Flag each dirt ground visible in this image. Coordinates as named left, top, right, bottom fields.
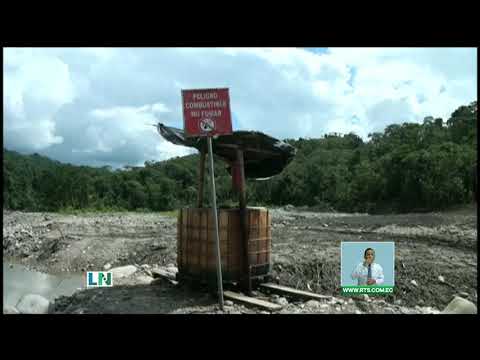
left=3, top=204, right=477, bottom=314
left=269, top=205, right=477, bottom=310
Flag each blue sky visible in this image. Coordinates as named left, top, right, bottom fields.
left=304, top=48, right=329, bottom=55
left=3, top=47, right=477, bottom=168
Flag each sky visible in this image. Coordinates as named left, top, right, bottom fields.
left=3, top=47, right=477, bottom=169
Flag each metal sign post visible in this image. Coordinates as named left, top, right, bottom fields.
left=207, top=136, right=224, bottom=310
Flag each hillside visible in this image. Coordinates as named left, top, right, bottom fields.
left=3, top=101, right=477, bottom=213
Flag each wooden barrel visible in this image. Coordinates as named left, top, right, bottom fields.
left=177, top=207, right=271, bottom=283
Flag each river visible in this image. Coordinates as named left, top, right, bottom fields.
left=3, top=261, right=85, bottom=311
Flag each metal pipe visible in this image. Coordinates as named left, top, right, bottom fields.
left=207, top=136, right=224, bottom=310
left=236, top=148, right=251, bottom=295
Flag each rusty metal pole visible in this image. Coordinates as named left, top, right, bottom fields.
left=207, top=136, right=224, bottom=310
left=236, top=148, right=251, bottom=295
left=197, top=150, right=206, bottom=208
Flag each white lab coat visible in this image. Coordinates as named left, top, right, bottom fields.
left=351, top=262, right=384, bottom=285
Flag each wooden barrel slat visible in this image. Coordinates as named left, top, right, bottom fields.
left=177, top=207, right=271, bottom=282
left=177, top=210, right=182, bottom=270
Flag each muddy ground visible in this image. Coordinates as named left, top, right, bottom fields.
left=3, top=205, right=477, bottom=314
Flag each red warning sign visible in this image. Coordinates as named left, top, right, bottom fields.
left=181, top=88, right=233, bottom=137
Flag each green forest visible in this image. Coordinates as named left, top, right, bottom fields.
left=3, top=101, right=477, bottom=214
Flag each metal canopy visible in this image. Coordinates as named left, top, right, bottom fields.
left=157, top=123, right=296, bottom=179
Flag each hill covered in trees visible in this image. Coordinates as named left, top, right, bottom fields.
left=3, top=101, right=477, bottom=214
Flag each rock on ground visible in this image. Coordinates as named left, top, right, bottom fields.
left=442, top=296, right=477, bottom=314
left=134, top=274, right=154, bottom=285
left=274, top=297, right=289, bottom=306
left=305, top=300, right=321, bottom=309
left=110, top=265, right=138, bottom=279
left=3, top=305, right=20, bottom=314
left=166, top=266, right=178, bottom=274
left=16, top=294, right=50, bottom=314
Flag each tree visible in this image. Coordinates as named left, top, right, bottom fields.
left=124, top=180, right=147, bottom=210
left=2, top=102, right=476, bottom=213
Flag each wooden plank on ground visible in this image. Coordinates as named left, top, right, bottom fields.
left=223, top=290, right=282, bottom=311
left=259, top=283, right=331, bottom=301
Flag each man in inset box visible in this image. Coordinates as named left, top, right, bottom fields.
left=351, top=248, right=384, bottom=285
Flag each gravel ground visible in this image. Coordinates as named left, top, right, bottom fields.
left=3, top=205, right=477, bottom=314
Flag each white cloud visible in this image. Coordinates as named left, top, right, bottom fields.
left=3, top=48, right=75, bottom=151
left=151, top=103, right=171, bottom=114
left=3, top=47, right=476, bottom=168
left=87, top=103, right=194, bottom=162
left=326, top=47, right=477, bottom=132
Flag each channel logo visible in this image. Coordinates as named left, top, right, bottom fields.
left=86, top=271, right=113, bottom=287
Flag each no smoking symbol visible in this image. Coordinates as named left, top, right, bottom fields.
left=199, top=118, right=215, bottom=132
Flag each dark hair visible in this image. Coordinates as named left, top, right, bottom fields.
left=364, top=248, right=375, bottom=257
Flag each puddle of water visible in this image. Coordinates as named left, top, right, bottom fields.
left=3, top=262, right=85, bottom=309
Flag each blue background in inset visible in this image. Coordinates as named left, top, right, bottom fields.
left=341, top=242, right=395, bottom=286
